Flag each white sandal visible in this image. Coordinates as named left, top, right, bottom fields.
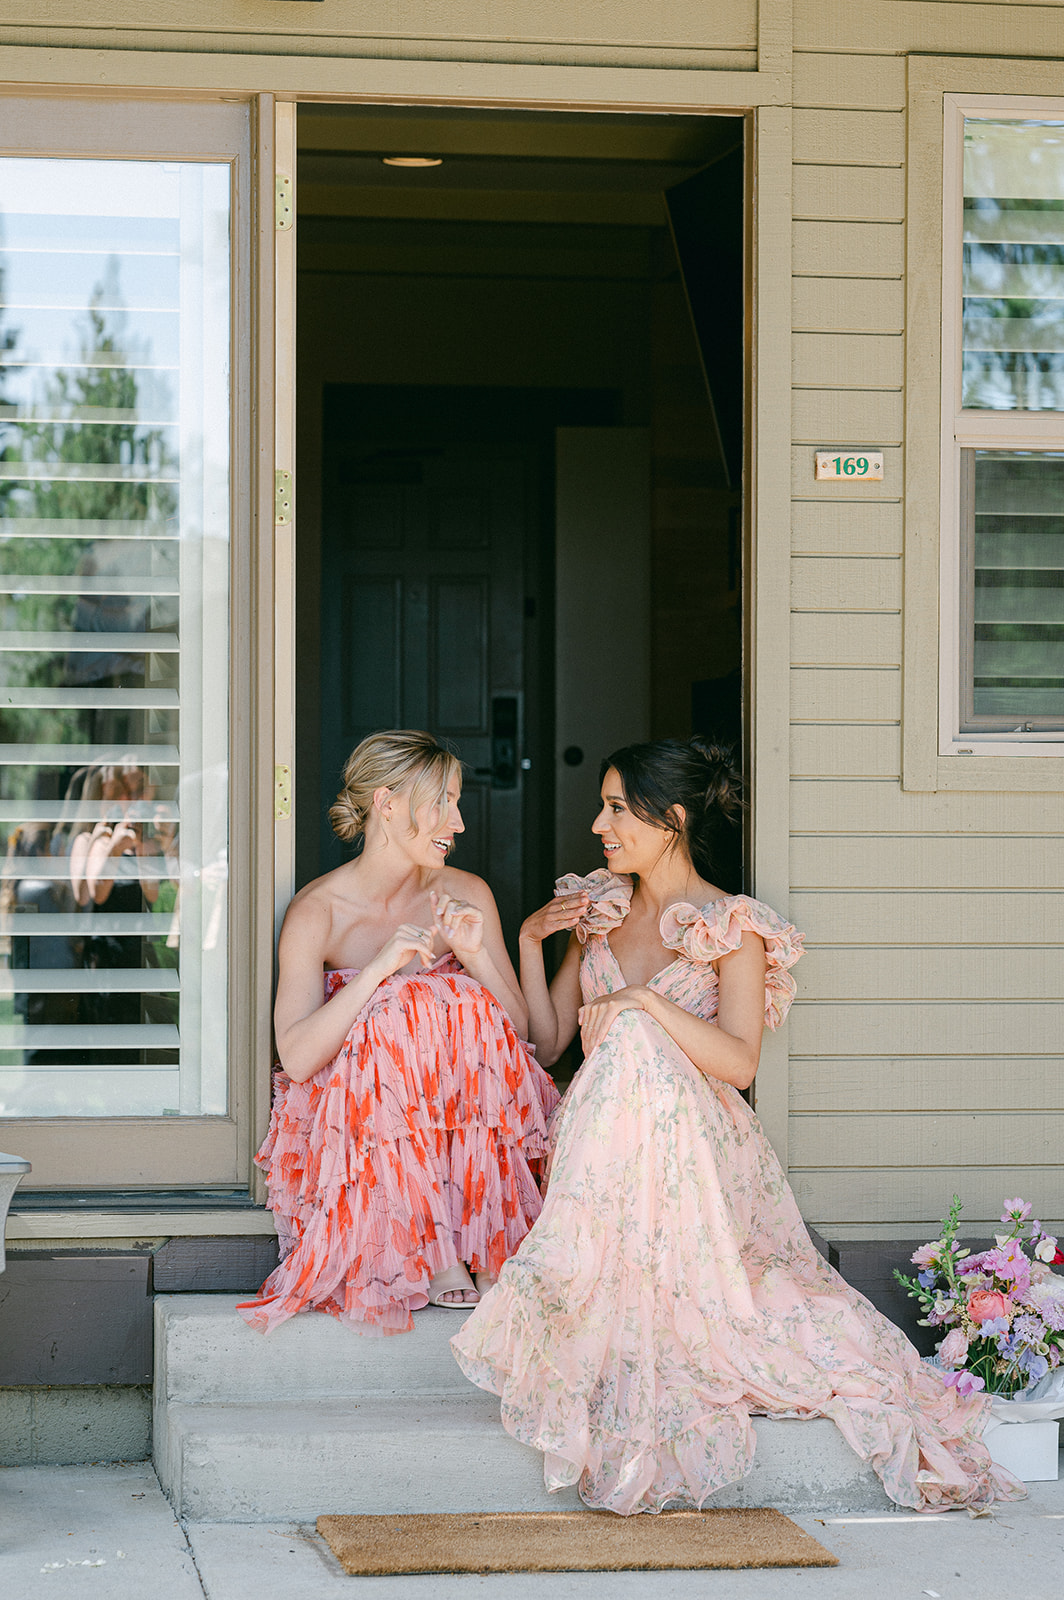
left=427, top=1265, right=480, bottom=1308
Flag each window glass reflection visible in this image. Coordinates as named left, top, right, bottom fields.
left=0, top=159, right=230, bottom=1117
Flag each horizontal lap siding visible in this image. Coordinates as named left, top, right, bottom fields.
left=788, top=44, right=1063, bottom=1236
left=0, top=0, right=758, bottom=64
left=795, top=2, right=1064, bottom=61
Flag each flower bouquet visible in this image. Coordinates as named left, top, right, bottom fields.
left=895, top=1195, right=1064, bottom=1399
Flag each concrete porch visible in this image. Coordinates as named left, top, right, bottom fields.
left=153, top=1295, right=894, bottom=1522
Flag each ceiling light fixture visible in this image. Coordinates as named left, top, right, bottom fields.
left=382, top=155, right=443, bottom=168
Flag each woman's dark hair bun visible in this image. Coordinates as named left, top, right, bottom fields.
left=600, top=735, right=744, bottom=880
left=687, top=735, right=744, bottom=825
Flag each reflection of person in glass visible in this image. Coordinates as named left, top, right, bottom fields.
left=2, top=820, right=83, bottom=1064
left=69, top=762, right=154, bottom=910
left=67, top=762, right=157, bottom=1030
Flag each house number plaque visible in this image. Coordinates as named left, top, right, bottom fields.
left=815, top=450, right=884, bottom=481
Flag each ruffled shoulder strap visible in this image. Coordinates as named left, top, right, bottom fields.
left=554, top=869, right=633, bottom=944
left=659, top=895, right=805, bottom=1030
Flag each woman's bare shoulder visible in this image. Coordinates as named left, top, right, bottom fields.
left=282, top=867, right=353, bottom=937
left=437, top=865, right=496, bottom=908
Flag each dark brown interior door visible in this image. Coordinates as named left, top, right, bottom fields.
left=320, top=436, right=532, bottom=939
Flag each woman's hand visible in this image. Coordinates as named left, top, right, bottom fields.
left=519, top=891, right=589, bottom=947
left=364, top=923, right=437, bottom=986
left=431, top=889, right=484, bottom=964
left=106, top=823, right=138, bottom=857
left=578, top=985, right=649, bottom=1055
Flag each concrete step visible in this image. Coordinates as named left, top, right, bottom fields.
left=157, top=1394, right=891, bottom=1522
left=155, top=1294, right=473, bottom=1403
left=153, top=1294, right=893, bottom=1521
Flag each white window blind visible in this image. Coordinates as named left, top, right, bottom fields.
left=0, top=158, right=230, bottom=1116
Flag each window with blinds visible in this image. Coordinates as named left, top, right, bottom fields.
left=956, top=119, right=1064, bottom=734
left=0, top=157, right=230, bottom=1116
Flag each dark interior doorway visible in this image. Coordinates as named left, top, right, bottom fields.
left=295, top=105, right=746, bottom=939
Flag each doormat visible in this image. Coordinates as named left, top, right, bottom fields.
left=316, top=1507, right=838, bottom=1575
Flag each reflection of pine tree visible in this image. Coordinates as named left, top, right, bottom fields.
left=0, top=262, right=177, bottom=756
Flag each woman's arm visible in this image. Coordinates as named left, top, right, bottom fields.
left=517, top=889, right=589, bottom=1066
left=274, top=899, right=435, bottom=1084
left=577, top=931, right=768, bottom=1090
left=432, top=876, right=528, bottom=1035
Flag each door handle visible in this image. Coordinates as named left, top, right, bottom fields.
left=473, top=695, right=519, bottom=789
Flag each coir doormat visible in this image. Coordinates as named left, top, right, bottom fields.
left=316, top=1507, right=839, bottom=1575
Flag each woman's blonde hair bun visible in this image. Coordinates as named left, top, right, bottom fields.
left=329, top=730, right=462, bottom=846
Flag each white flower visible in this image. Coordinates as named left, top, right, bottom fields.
left=1029, top=1279, right=1064, bottom=1310
left=1035, top=1236, right=1059, bottom=1263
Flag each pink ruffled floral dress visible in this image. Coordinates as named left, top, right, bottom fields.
left=238, top=956, right=560, bottom=1337
left=451, top=871, right=1025, bottom=1514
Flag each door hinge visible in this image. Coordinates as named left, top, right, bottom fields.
left=274, top=764, right=292, bottom=821
left=275, top=468, right=293, bottom=526
left=275, top=174, right=293, bottom=231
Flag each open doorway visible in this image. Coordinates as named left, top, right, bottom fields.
left=293, top=105, right=746, bottom=940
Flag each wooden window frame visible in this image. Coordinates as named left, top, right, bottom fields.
left=904, top=62, right=1064, bottom=790
left=943, top=97, right=1064, bottom=748
left=0, top=91, right=275, bottom=1193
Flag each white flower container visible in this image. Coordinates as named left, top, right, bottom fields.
left=985, top=1416, right=1061, bottom=1482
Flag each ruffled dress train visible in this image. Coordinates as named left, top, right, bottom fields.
left=238, top=955, right=559, bottom=1336
left=451, top=874, right=1026, bottom=1514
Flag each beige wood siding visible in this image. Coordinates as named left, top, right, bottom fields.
left=790, top=32, right=1063, bottom=1239
left=0, top=1, right=757, bottom=69
left=0, top=4, right=1055, bottom=1243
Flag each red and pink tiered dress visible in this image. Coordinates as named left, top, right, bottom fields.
left=238, top=954, right=559, bottom=1336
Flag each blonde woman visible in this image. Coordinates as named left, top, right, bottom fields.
left=239, top=730, right=558, bottom=1336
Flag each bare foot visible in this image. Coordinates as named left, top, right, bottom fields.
left=428, top=1264, right=480, bottom=1308
left=474, top=1271, right=496, bottom=1296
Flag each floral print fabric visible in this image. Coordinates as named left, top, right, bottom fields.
left=238, top=956, right=560, bottom=1337
left=451, top=877, right=1025, bottom=1513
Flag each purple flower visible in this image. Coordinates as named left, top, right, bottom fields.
left=943, top=1369, right=986, bottom=1397
left=979, top=1317, right=1010, bottom=1338
left=1002, top=1198, right=1033, bottom=1223
left=1039, top=1298, right=1064, bottom=1333
left=981, top=1243, right=1031, bottom=1295
left=918, top=1270, right=937, bottom=1289
left=1018, top=1349, right=1050, bottom=1384
left=911, top=1242, right=939, bottom=1269
left=1013, top=1313, right=1047, bottom=1344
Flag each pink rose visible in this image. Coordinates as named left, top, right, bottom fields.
left=938, top=1328, right=969, bottom=1368
left=967, top=1290, right=1012, bottom=1324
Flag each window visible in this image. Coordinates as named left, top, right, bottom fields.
left=942, top=112, right=1064, bottom=750
left=0, top=96, right=258, bottom=1193
left=0, top=157, right=231, bottom=1118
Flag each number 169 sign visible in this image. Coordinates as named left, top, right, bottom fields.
left=815, top=450, right=884, bottom=481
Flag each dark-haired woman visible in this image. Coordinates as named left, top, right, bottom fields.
left=452, top=738, right=1023, bottom=1515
